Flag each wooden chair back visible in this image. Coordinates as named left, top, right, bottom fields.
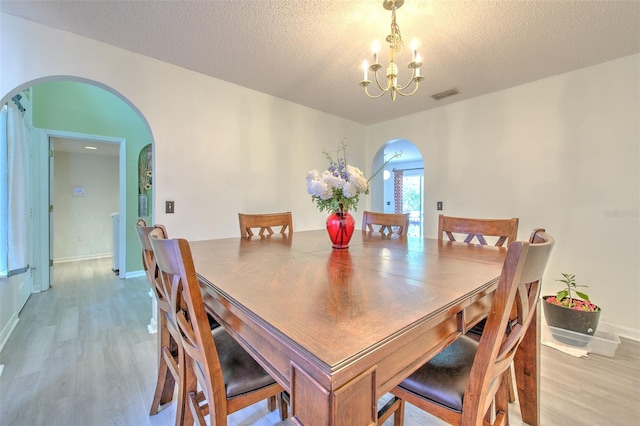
left=149, top=236, right=286, bottom=425
left=136, top=222, right=170, bottom=305
left=383, top=229, right=554, bottom=426
left=462, top=228, right=554, bottom=424
left=438, top=214, right=519, bottom=247
left=135, top=221, right=184, bottom=422
left=238, top=212, right=293, bottom=238
left=362, top=211, right=410, bottom=236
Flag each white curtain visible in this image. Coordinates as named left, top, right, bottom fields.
left=5, top=101, right=30, bottom=275
left=0, top=105, right=8, bottom=276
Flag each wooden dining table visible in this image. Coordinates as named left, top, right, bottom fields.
left=189, top=230, right=540, bottom=425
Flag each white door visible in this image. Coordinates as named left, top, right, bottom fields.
left=31, top=128, right=51, bottom=291
left=48, top=137, right=54, bottom=286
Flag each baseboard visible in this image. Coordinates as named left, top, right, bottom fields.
left=0, top=313, right=19, bottom=355
left=54, top=253, right=112, bottom=263
left=147, top=318, right=157, bottom=334
left=123, top=269, right=145, bottom=279
left=615, top=324, right=640, bottom=342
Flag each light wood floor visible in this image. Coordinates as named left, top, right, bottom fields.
left=1, top=258, right=638, bottom=425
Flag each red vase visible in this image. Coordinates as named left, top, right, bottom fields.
left=326, top=211, right=355, bottom=249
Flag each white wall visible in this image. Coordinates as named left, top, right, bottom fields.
left=1, top=14, right=638, bottom=336
left=53, top=150, right=119, bottom=262
left=0, top=13, right=367, bottom=238
left=0, top=14, right=367, bottom=344
left=367, top=55, right=640, bottom=336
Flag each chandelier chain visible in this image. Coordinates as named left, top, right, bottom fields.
left=389, top=1, right=403, bottom=54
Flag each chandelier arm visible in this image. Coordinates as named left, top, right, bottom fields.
left=372, top=70, right=393, bottom=92
left=392, top=81, right=422, bottom=97
left=395, top=74, right=419, bottom=91
left=363, top=86, right=390, bottom=99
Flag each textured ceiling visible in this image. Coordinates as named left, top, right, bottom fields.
left=2, top=0, right=639, bottom=125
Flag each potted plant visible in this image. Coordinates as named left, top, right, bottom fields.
left=542, top=273, right=601, bottom=336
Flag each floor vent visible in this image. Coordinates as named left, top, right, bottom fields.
left=432, top=88, right=460, bottom=100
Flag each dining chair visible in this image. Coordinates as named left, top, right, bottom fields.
left=379, top=228, right=554, bottom=426
left=437, top=214, right=519, bottom=247
left=438, top=214, right=520, bottom=376
left=136, top=220, right=222, bottom=424
left=136, top=220, right=184, bottom=423
left=238, top=211, right=293, bottom=238
left=149, top=235, right=288, bottom=425
left=438, top=213, right=519, bottom=341
left=362, top=211, right=410, bottom=236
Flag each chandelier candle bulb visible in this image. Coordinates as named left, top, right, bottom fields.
left=363, top=60, right=368, bottom=81
left=411, top=38, right=418, bottom=61
left=372, top=40, right=380, bottom=64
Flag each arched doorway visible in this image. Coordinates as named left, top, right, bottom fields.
left=371, top=139, right=424, bottom=236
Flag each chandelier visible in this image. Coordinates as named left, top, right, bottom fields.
left=360, top=0, right=424, bottom=100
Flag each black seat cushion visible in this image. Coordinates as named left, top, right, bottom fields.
left=467, top=317, right=516, bottom=342
left=397, top=335, right=478, bottom=413
left=166, top=311, right=219, bottom=332
left=208, top=313, right=220, bottom=329
left=212, top=326, right=276, bottom=398
left=467, top=319, right=486, bottom=339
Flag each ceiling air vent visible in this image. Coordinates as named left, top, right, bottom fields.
left=431, top=88, right=460, bottom=100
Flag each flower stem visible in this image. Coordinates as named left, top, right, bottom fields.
left=367, top=151, right=402, bottom=184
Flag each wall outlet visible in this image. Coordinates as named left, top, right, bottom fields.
left=166, top=201, right=175, bottom=214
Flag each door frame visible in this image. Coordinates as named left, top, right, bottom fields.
left=399, top=169, right=425, bottom=237
left=35, top=129, right=126, bottom=290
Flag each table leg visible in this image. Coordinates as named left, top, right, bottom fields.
left=290, top=363, right=377, bottom=425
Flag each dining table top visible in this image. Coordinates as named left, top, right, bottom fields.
left=189, top=229, right=506, bottom=372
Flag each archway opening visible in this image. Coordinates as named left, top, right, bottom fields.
left=371, top=139, right=424, bottom=237
left=1, top=77, right=154, bottom=285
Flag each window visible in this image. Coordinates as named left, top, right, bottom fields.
left=402, top=171, right=424, bottom=237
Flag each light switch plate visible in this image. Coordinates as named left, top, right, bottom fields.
left=166, top=201, right=175, bottom=214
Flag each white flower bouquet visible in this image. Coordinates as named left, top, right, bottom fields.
left=306, top=140, right=399, bottom=214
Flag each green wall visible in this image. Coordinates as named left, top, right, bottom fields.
left=32, top=81, right=151, bottom=273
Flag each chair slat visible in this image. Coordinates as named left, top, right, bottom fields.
left=362, top=211, right=410, bottom=236
left=438, top=215, right=519, bottom=247
left=239, top=212, right=293, bottom=238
